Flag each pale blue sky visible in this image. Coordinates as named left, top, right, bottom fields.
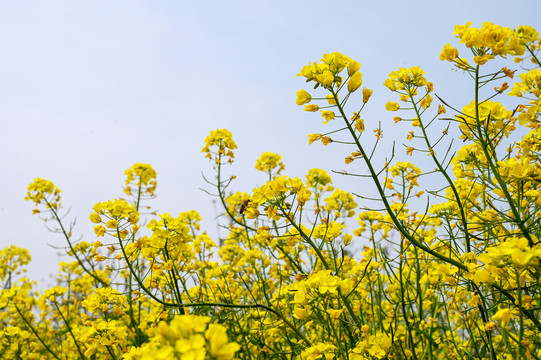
left=1, top=0, right=539, bottom=285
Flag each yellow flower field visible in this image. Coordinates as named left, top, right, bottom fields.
left=2, top=22, right=541, bottom=359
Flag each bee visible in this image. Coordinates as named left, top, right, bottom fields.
left=239, top=199, right=251, bottom=214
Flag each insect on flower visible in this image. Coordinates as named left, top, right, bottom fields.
left=239, top=200, right=251, bottom=214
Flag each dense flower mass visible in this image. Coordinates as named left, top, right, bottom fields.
left=4, top=21, right=541, bottom=360
left=124, top=315, right=240, bottom=360
left=0, top=246, right=31, bottom=283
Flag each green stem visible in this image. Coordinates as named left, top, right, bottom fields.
left=410, top=89, right=471, bottom=253
left=472, top=65, right=534, bottom=247
left=53, top=302, right=87, bottom=360
left=332, top=90, right=468, bottom=271
left=13, top=303, right=62, bottom=360
left=46, top=200, right=108, bottom=287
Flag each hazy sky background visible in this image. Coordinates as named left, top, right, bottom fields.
left=1, top=0, right=539, bottom=287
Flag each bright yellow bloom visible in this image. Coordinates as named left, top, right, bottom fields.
left=492, top=308, right=511, bottom=325
left=347, top=72, right=363, bottom=93
left=296, top=185, right=312, bottom=207
left=105, top=219, right=118, bottom=229
left=325, top=189, right=358, bottom=217
left=440, top=43, right=459, bottom=61
left=455, top=57, right=470, bottom=70
left=355, top=118, right=365, bottom=132
left=202, top=128, right=237, bottom=165
left=454, top=21, right=527, bottom=57
left=300, top=343, right=337, bottom=360
left=89, top=213, right=102, bottom=224
left=293, top=306, right=310, bottom=320
left=385, top=101, right=400, bottom=111
left=304, top=104, right=319, bottom=112
left=298, top=52, right=355, bottom=89
left=25, top=178, right=62, bottom=209
left=255, top=152, right=285, bottom=175
left=473, top=54, right=494, bottom=65
left=362, top=87, right=373, bottom=103
left=437, top=104, right=446, bottom=114
left=94, top=225, right=106, bottom=237
left=320, top=110, right=335, bottom=124
left=0, top=246, right=31, bottom=282
left=321, top=136, right=333, bottom=145
left=317, top=70, right=335, bottom=87
left=124, top=163, right=157, bottom=196
left=308, top=133, right=322, bottom=144
left=296, top=89, right=312, bottom=105
left=205, top=324, right=241, bottom=360
left=385, top=66, right=428, bottom=91
left=457, top=100, right=513, bottom=140
left=306, top=168, right=332, bottom=188
left=347, top=60, right=361, bottom=76
left=420, top=93, right=433, bottom=109
left=327, top=308, right=344, bottom=319
left=326, top=94, right=337, bottom=105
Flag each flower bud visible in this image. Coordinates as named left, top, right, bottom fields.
left=347, top=61, right=361, bottom=76
left=385, top=101, right=400, bottom=111
left=89, top=213, right=102, bottom=224
left=347, top=72, right=363, bottom=93
left=304, top=104, right=319, bottom=112
left=295, top=89, right=312, bottom=105
left=326, top=94, right=337, bottom=105
left=362, top=88, right=373, bottom=103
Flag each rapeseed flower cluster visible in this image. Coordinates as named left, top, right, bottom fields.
left=255, top=152, right=285, bottom=177
left=294, top=21, right=541, bottom=359
left=25, top=178, right=61, bottom=210
left=124, top=163, right=157, bottom=196
left=202, top=128, right=237, bottom=166
left=2, top=21, right=541, bottom=360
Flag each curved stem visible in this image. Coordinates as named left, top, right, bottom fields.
left=410, top=90, right=471, bottom=253
left=332, top=90, right=467, bottom=271
left=45, top=200, right=108, bottom=287
left=13, top=303, right=62, bottom=360
left=472, top=65, right=534, bottom=247
left=53, top=302, right=87, bottom=360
